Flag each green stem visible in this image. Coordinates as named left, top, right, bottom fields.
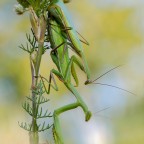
left=31, top=67, right=39, bottom=144
left=29, top=131, right=39, bottom=144
left=35, top=42, right=44, bottom=77
left=30, top=16, right=46, bottom=144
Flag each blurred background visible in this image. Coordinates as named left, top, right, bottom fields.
left=0, top=0, right=144, bottom=143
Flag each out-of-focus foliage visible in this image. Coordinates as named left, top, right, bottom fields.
left=114, top=99, right=144, bottom=144
left=68, top=1, right=142, bottom=72
left=0, top=0, right=9, bottom=6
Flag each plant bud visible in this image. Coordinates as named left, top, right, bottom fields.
left=30, top=50, right=38, bottom=63
left=39, top=16, right=47, bottom=43
left=29, top=7, right=40, bottom=40
left=14, top=4, right=25, bottom=15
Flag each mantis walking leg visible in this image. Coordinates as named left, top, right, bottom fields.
left=64, top=83, right=92, bottom=121
left=41, top=64, right=91, bottom=121
left=64, top=55, right=86, bottom=86
left=53, top=102, right=79, bottom=144
left=51, top=45, right=92, bottom=120
left=40, top=70, right=59, bottom=94
left=41, top=69, right=91, bottom=143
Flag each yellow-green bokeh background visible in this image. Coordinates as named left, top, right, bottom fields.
left=0, top=0, right=144, bottom=143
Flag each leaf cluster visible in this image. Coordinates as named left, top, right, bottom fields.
left=19, top=81, right=53, bottom=132
left=19, top=29, right=49, bottom=54
left=19, top=30, right=37, bottom=54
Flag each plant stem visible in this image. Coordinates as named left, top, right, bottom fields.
left=30, top=61, right=39, bottom=144
left=30, top=16, right=46, bottom=144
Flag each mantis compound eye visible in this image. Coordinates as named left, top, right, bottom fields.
left=63, top=0, right=71, bottom=3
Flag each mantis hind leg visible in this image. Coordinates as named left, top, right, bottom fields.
left=53, top=102, right=79, bottom=144
left=65, top=83, right=92, bottom=121
left=43, top=67, right=92, bottom=121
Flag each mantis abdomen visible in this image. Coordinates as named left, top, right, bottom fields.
left=48, top=16, right=70, bottom=79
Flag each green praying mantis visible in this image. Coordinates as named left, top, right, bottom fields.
left=15, top=0, right=136, bottom=143
left=39, top=1, right=92, bottom=143
left=28, top=0, right=135, bottom=143
left=37, top=0, right=93, bottom=143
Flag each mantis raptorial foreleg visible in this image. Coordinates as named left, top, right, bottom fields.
left=64, top=55, right=85, bottom=86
